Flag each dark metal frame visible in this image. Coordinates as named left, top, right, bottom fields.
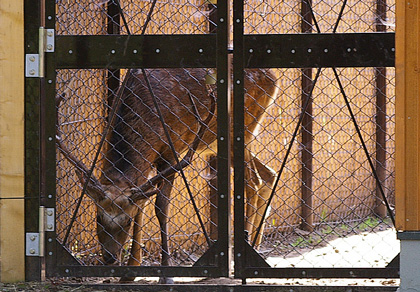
left=24, top=0, right=397, bottom=283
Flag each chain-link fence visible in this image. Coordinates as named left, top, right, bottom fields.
left=54, top=0, right=397, bottom=271
left=243, top=0, right=397, bottom=268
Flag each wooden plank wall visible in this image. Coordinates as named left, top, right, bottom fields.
left=0, top=0, right=25, bottom=282
left=395, top=0, right=420, bottom=230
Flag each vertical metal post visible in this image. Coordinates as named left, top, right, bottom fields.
left=233, top=0, right=245, bottom=280
left=216, top=0, right=231, bottom=277
left=374, top=0, right=387, bottom=218
left=43, top=0, right=57, bottom=278
left=300, top=0, right=314, bottom=232
left=24, top=0, right=42, bottom=281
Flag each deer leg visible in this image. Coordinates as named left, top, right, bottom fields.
left=245, top=152, right=276, bottom=248
left=155, top=173, right=175, bottom=284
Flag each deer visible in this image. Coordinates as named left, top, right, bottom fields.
left=57, top=67, right=278, bottom=283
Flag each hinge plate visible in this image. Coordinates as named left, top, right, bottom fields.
left=45, top=208, right=55, bottom=231
left=25, top=54, right=40, bottom=77
left=45, top=29, right=55, bottom=52
left=26, top=233, right=40, bottom=256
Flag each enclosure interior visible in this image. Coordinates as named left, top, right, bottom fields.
left=54, top=0, right=397, bottom=271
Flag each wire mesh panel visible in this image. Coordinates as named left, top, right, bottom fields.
left=53, top=0, right=228, bottom=277
left=239, top=0, right=398, bottom=274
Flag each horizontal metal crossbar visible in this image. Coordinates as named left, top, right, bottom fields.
left=56, top=34, right=217, bottom=69
left=56, top=33, right=395, bottom=69
left=240, top=267, right=399, bottom=279
left=54, top=265, right=223, bottom=278
left=244, top=32, right=395, bottom=68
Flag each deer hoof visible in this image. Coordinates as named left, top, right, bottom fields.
left=119, top=276, right=135, bottom=283
left=158, top=277, right=174, bottom=284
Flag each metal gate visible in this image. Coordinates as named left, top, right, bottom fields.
left=232, top=0, right=398, bottom=281
left=24, top=0, right=398, bottom=284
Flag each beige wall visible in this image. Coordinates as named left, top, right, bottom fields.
left=0, top=0, right=25, bottom=282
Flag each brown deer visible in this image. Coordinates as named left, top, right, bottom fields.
left=57, top=67, right=278, bottom=282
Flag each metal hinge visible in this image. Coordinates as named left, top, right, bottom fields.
left=25, top=27, right=54, bottom=78
left=26, top=207, right=55, bottom=257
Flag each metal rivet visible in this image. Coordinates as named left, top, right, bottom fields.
left=236, top=136, right=241, bottom=141
left=47, top=224, right=53, bottom=230
left=111, top=49, right=116, bottom=54
left=302, top=270, right=306, bottom=275
left=157, top=269, right=162, bottom=274
left=155, top=48, right=160, bottom=53
left=69, top=50, right=73, bottom=54
left=30, top=235, right=36, bottom=241
left=48, top=79, right=53, bottom=84
left=220, top=136, right=225, bottom=141
left=220, top=194, right=225, bottom=199
left=220, top=252, right=225, bottom=256
left=267, top=49, right=272, bottom=54
left=49, top=252, right=53, bottom=256
left=29, top=69, right=36, bottom=76
left=391, top=47, right=395, bottom=52
left=237, top=253, right=241, bottom=257
left=133, top=49, right=138, bottom=54
left=220, top=18, right=224, bottom=22
left=324, top=48, right=328, bottom=53
left=307, top=48, right=312, bottom=53
left=254, top=271, right=259, bottom=275
left=110, top=269, right=115, bottom=273
left=48, top=137, right=53, bottom=141
left=347, top=48, right=351, bottom=52
left=236, top=18, right=241, bottom=23
left=204, top=270, right=208, bottom=274
left=219, top=79, right=225, bottom=84
left=48, top=238, right=53, bottom=242
left=198, top=48, right=204, bottom=53
left=47, top=16, right=52, bottom=20
left=237, top=195, right=241, bottom=199
left=236, top=80, right=241, bottom=84
left=249, top=48, right=253, bottom=53
left=30, top=249, right=36, bottom=254
left=48, top=194, right=53, bottom=199
left=47, top=210, right=53, bottom=216
left=291, top=49, right=296, bottom=54
left=47, top=44, right=53, bottom=50
left=65, top=269, right=69, bottom=273
left=29, top=56, right=36, bottom=62
left=47, top=31, right=53, bottom=37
